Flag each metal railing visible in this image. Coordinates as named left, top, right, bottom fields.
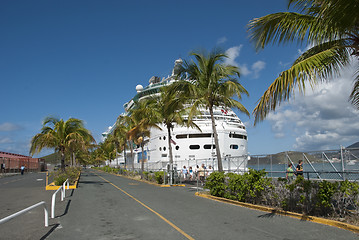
left=249, top=147, right=359, bottom=181
left=51, top=179, right=69, bottom=219
left=108, top=146, right=359, bottom=182
left=121, top=155, right=248, bottom=173
left=0, top=201, right=49, bottom=227
left=62, top=179, right=69, bottom=199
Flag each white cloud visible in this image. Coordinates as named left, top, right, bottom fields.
left=266, top=65, right=359, bottom=151
left=0, top=122, right=21, bottom=131
left=0, top=137, right=34, bottom=156
left=224, top=45, right=242, bottom=67
left=0, top=137, right=13, bottom=144
left=224, top=46, right=265, bottom=78
left=251, top=61, right=266, bottom=79
left=217, top=37, right=227, bottom=44
left=239, top=64, right=251, bottom=76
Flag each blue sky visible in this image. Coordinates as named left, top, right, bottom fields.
left=1, top=0, right=359, bottom=157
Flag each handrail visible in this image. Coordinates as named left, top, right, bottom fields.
left=51, top=185, right=63, bottom=218
left=51, top=179, right=68, bottom=219
left=0, top=201, right=48, bottom=227
left=62, top=179, right=69, bottom=199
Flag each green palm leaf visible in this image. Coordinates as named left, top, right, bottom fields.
left=248, top=0, right=359, bottom=124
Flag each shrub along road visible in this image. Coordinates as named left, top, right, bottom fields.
left=47, top=169, right=357, bottom=240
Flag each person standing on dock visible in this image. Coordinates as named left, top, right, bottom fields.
left=286, top=163, right=294, bottom=181
left=199, top=164, right=205, bottom=185
left=188, top=166, right=193, bottom=180
left=296, top=160, right=303, bottom=177
left=181, top=166, right=188, bottom=180
left=20, top=165, right=25, bottom=175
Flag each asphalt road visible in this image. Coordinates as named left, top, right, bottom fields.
left=46, top=169, right=358, bottom=240
left=0, top=172, right=70, bottom=240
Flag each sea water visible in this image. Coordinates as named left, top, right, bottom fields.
left=247, top=162, right=359, bottom=181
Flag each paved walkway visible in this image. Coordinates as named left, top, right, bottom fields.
left=0, top=171, right=70, bottom=240
left=1, top=170, right=358, bottom=239
left=47, top=169, right=358, bottom=240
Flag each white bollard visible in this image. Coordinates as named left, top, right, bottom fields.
left=51, top=186, right=63, bottom=219
left=0, top=201, right=48, bottom=227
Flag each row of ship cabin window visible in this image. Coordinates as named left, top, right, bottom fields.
left=159, top=144, right=240, bottom=151
left=158, top=133, right=247, bottom=140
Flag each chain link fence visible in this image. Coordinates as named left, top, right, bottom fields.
left=249, top=147, right=359, bottom=181
left=109, top=147, right=359, bottom=183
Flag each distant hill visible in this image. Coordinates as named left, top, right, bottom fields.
left=249, top=150, right=339, bottom=164
left=41, top=152, right=61, bottom=164
left=248, top=151, right=307, bottom=164
left=347, top=142, right=359, bottom=149
left=249, top=142, right=359, bottom=165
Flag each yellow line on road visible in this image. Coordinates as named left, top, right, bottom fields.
left=95, top=173, right=195, bottom=240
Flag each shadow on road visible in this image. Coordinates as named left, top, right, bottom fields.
left=40, top=223, right=59, bottom=240
left=258, top=211, right=277, bottom=218
left=58, top=200, right=72, bottom=218
left=80, top=180, right=105, bottom=185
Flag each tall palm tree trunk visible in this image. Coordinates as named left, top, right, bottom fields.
left=60, top=148, right=66, bottom=171
left=141, top=143, right=145, bottom=173
left=167, top=125, right=174, bottom=166
left=73, top=152, right=76, bottom=166
left=123, top=143, right=127, bottom=169
left=167, top=124, right=175, bottom=184
left=209, top=107, right=223, bottom=172
left=129, top=140, right=135, bottom=171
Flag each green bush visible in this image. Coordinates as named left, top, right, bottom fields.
left=143, top=171, right=149, bottom=180
left=205, top=171, right=226, bottom=197
left=205, top=169, right=359, bottom=221
left=334, top=180, right=359, bottom=217
left=205, top=169, right=272, bottom=204
left=154, top=171, right=164, bottom=184
left=54, top=173, right=68, bottom=185
left=53, top=166, right=81, bottom=185
left=316, top=180, right=337, bottom=215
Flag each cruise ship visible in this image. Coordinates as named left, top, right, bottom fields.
left=103, top=59, right=249, bottom=172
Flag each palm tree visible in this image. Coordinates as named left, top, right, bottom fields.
left=174, top=49, right=249, bottom=172
left=248, top=0, right=359, bottom=125
left=90, top=148, right=105, bottom=166
left=128, top=100, right=160, bottom=173
left=97, top=140, right=117, bottom=165
left=109, top=123, right=127, bottom=168
left=135, top=86, right=195, bottom=181
left=112, top=117, right=129, bottom=168
left=30, top=117, right=95, bottom=170
left=67, top=131, right=96, bottom=166
left=116, top=114, right=139, bottom=171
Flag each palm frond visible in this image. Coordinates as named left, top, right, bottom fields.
left=253, top=43, right=351, bottom=125
left=248, top=12, right=315, bottom=50
left=349, top=69, right=359, bottom=107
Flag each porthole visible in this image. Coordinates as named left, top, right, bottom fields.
left=163, top=136, right=166, bottom=140
left=229, top=133, right=246, bottom=139
left=163, top=147, right=166, bottom=151
left=230, top=145, right=239, bottom=149
left=189, top=145, right=200, bottom=150
left=175, top=146, right=179, bottom=150
left=204, top=144, right=216, bottom=149
left=176, top=134, right=187, bottom=139
left=159, top=137, right=162, bottom=140
left=189, top=133, right=212, bottom=138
